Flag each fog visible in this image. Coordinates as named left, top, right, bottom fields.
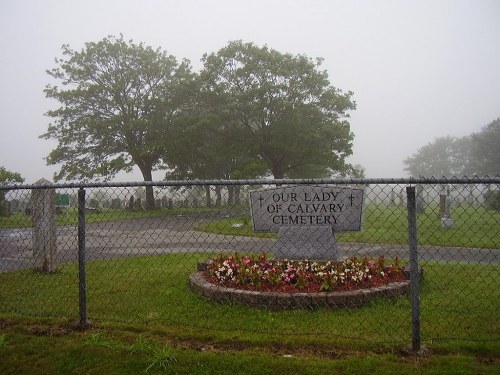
left=1, top=0, right=499, bottom=183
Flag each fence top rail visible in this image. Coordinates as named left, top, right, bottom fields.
left=1, top=176, right=499, bottom=191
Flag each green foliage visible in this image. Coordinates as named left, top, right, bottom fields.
left=167, top=110, right=265, bottom=180
left=0, top=167, right=24, bottom=185
left=0, top=334, right=7, bottom=347
left=0, top=324, right=497, bottom=375
left=0, top=166, right=24, bottom=216
left=0, top=255, right=498, bottom=353
left=42, top=36, right=361, bottom=206
left=404, top=136, right=473, bottom=177
left=470, top=118, right=500, bottom=176
left=199, top=40, right=356, bottom=179
left=144, top=346, right=179, bottom=372
left=404, top=118, right=500, bottom=177
left=41, top=35, right=194, bottom=208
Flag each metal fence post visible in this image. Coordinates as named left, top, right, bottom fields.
left=406, top=186, right=421, bottom=352
left=72, top=187, right=92, bottom=329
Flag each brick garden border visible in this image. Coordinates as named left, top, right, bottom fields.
left=189, top=263, right=420, bottom=309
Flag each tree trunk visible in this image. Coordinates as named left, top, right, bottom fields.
left=215, top=186, right=222, bottom=206
left=137, top=164, right=155, bottom=210
left=204, top=185, right=212, bottom=207
left=234, top=185, right=241, bottom=205
left=227, top=185, right=234, bottom=205
left=271, top=163, right=285, bottom=186
left=271, top=159, right=285, bottom=180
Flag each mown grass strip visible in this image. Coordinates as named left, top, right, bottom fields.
left=0, top=320, right=498, bottom=375
left=0, top=254, right=498, bottom=353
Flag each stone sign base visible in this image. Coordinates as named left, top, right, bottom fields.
left=189, top=271, right=411, bottom=310
left=275, top=225, right=337, bottom=260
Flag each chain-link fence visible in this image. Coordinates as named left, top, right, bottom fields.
left=1, top=177, right=498, bottom=350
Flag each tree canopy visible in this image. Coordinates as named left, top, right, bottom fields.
left=469, top=118, right=500, bottom=176
left=42, top=37, right=358, bottom=198
left=0, top=166, right=24, bottom=216
left=403, top=136, right=470, bottom=177
left=404, top=119, right=500, bottom=177
left=0, top=166, right=24, bottom=185
left=41, top=35, right=193, bottom=208
left=199, top=41, right=356, bottom=179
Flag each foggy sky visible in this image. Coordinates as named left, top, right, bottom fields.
left=1, top=0, right=499, bottom=183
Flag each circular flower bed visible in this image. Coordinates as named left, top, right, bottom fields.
left=190, top=253, right=413, bottom=309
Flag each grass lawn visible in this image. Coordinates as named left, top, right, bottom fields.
left=0, top=319, right=498, bottom=374
left=1, top=202, right=498, bottom=373
left=196, top=204, right=500, bottom=248
left=1, top=254, right=498, bottom=353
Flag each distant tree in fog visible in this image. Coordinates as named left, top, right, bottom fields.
left=404, top=136, right=471, bottom=177
left=469, top=118, right=500, bottom=176
left=404, top=119, right=500, bottom=177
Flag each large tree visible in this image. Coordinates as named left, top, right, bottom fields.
left=41, top=35, right=192, bottom=209
left=199, top=41, right=356, bottom=179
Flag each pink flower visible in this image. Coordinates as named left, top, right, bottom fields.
left=242, top=256, right=251, bottom=265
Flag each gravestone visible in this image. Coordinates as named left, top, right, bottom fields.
left=110, top=198, right=122, bottom=209
left=89, top=198, right=99, bottom=209
left=9, top=199, right=21, bottom=213
left=161, top=196, right=169, bottom=208
left=134, top=197, right=143, bottom=210
left=438, top=193, right=447, bottom=218
left=438, top=192, right=453, bottom=228
left=4, top=200, right=12, bottom=216
left=416, top=185, right=426, bottom=214
left=31, top=178, right=57, bottom=272
left=250, top=186, right=364, bottom=260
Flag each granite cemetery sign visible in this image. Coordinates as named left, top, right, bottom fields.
left=249, top=186, right=364, bottom=260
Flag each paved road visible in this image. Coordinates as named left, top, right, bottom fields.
left=1, top=214, right=499, bottom=272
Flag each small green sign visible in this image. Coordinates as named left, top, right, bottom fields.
left=56, top=193, right=70, bottom=206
